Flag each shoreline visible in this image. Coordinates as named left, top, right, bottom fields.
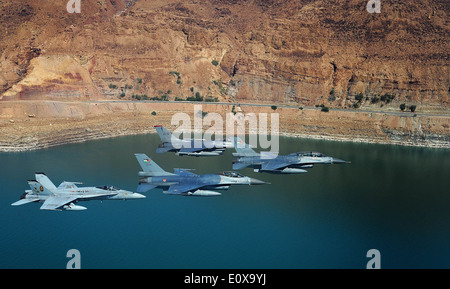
left=1, top=129, right=448, bottom=153
left=0, top=101, right=449, bottom=152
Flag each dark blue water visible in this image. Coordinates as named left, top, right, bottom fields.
left=0, top=135, right=449, bottom=268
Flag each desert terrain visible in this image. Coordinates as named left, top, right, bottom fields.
left=0, top=0, right=448, bottom=151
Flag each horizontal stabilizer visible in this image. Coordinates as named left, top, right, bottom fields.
left=11, top=198, right=39, bottom=206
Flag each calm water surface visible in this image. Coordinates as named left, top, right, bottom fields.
left=0, top=135, right=449, bottom=268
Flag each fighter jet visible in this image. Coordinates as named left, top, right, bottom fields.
left=154, top=125, right=233, bottom=156
left=232, top=137, right=348, bottom=174
left=11, top=173, right=145, bottom=211
left=135, top=153, right=266, bottom=196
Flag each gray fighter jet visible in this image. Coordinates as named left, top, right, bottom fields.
left=154, top=125, right=233, bottom=156
left=135, top=153, right=266, bottom=196
left=232, top=137, right=348, bottom=174
left=11, top=173, right=145, bottom=211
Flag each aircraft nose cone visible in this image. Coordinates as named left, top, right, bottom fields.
left=332, top=158, right=348, bottom=164
left=132, top=193, right=146, bottom=199
left=249, top=178, right=268, bottom=185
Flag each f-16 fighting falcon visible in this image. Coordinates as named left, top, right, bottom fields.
left=11, top=173, right=145, bottom=211
left=135, top=153, right=267, bottom=196
left=154, top=125, right=233, bottom=156
left=232, top=137, right=349, bottom=174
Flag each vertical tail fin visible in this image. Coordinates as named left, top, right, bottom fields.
left=135, top=153, right=171, bottom=176
left=233, top=137, right=259, bottom=157
left=34, top=173, right=57, bottom=193
left=154, top=125, right=176, bottom=143
left=28, top=180, right=54, bottom=196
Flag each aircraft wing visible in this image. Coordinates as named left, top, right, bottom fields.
left=178, top=146, right=206, bottom=153
left=40, top=196, right=79, bottom=211
left=39, top=192, right=118, bottom=210
left=168, top=183, right=210, bottom=195
left=261, top=160, right=291, bottom=171
left=11, top=198, right=39, bottom=206
left=173, top=169, right=198, bottom=176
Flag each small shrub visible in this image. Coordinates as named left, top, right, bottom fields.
left=355, top=93, right=364, bottom=102
left=400, top=103, right=406, bottom=111
left=271, top=105, right=277, bottom=111
left=321, top=106, right=329, bottom=112
left=371, top=96, right=380, bottom=104
left=381, top=93, right=395, bottom=103
left=132, top=94, right=149, bottom=100
left=186, top=94, right=203, bottom=101
left=151, top=111, right=157, bottom=116
left=211, top=60, right=219, bottom=66
left=205, top=97, right=218, bottom=102
left=409, top=105, right=417, bottom=112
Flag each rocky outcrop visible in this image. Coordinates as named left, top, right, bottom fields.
left=0, top=0, right=448, bottom=110
left=0, top=1, right=448, bottom=151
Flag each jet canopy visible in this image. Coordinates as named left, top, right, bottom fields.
left=96, top=185, right=120, bottom=191
left=294, top=152, right=327, bottom=157
left=218, top=171, right=245, bottom=178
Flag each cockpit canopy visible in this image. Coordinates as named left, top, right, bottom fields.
left=218, top=171, right=244, bottom=178
left=295, top=152, right=327, bottom=157
left=96, top=186, right=119, bottom=191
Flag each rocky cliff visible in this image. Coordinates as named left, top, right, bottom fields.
left=1, top=0, right=449, bottom=111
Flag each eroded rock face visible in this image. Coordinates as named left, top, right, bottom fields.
left=0, top=0, right=449, bottom=109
